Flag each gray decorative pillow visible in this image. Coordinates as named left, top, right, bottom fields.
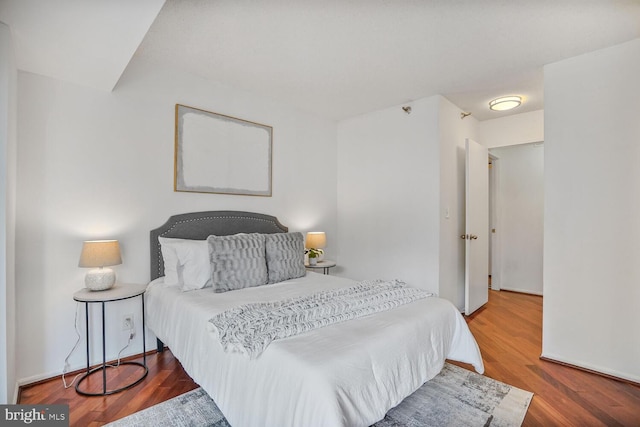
left=265, top=232, right=306, bottom=284
left=207, top=233, right=268, bottom=293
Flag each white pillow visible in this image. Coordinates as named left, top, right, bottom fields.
left=158, top=237, right=182, bottom=286
left=175, top=240, right=212, bottom=290
left=158, top=237, right=211, bottom=291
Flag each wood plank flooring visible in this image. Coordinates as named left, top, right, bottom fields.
left=19, top=290, right=640, bottom=426
left=18, top=350, right=198, bottom=426
left=457, top=290, right=640, bottom=426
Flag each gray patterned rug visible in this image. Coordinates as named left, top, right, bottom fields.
left=107, top=363, right=533, bottom=427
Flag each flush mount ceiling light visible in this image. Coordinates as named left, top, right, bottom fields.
left=489, top=96, right=522, bottom=111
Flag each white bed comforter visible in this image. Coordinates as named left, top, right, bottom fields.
left=146, top=272, right=484, bottom=427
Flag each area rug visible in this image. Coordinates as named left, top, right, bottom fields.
left=106, top=363, right=533, bottom=427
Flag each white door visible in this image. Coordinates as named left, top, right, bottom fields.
left=465, top=138, right=489, bottom=315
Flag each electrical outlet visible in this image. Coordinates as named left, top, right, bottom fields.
left=122, top=314, right=134, bottom=331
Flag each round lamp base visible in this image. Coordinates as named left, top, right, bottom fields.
left=85, top=268, right=116, bottom=291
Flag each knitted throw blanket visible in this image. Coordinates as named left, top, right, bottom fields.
left=208, top=279, right=433, bottom=359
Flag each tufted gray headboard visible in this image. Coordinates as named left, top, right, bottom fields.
left=149, top=211, right=288, bottom=280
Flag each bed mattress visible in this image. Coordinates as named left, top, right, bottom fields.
left=146, top=272, right=484, bottom=427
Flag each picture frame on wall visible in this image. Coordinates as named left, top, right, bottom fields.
left=174, top=104, right=273, bottom=196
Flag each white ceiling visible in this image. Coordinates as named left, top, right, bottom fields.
left=2, top=0, right=640, bottom=121
left=0, top=0, right=164, bottom=91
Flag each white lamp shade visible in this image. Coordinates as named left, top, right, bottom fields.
left=305, top=232, right=326, bottom=249
left=79, top=240, right=122, bottom=291
left=79, top=240, right=122, bottom=268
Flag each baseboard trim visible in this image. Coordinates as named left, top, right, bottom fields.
left=17, top=349, right=159, bottom=399
left=500, top=287, right=543, bottom=296
left=540, top=355, right=640, bottom=387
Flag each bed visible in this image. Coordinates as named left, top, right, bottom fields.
left=146, top=211, right=484, bottom=427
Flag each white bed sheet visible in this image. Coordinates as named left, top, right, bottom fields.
left=146, top=272, right=484, bottom=427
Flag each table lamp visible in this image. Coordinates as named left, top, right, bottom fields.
left=305, top=232, right=326, bottom=266
left=79, top=240, right=122, bottom=291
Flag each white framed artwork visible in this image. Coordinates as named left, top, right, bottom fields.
left=174, top=104, right=273, bottom=196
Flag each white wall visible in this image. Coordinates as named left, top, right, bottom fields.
left=336, top=97, right=441, bottom=292
left=438, top=97, right=478, bottom=309
left=15, top=55, right=338, bottom=383
left=336, top=95, right=479, bottom=306
left=543, top=38, right=640, bottom=382
left=489, top=143, right=544, bottom=295
left=479, top=109, right=544, bottom=148
left=0, top=21, right=17, bottom=403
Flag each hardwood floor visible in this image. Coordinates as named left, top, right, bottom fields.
left=19, top=290, right=640, bottom=426
left=18, top=350, right=198, bottom=426
left=459, top=290, right=640, bottom=426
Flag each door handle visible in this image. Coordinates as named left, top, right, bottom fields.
left=470, top=234, right=478, bottom=240
left=460, top=234, right=468, bottom=240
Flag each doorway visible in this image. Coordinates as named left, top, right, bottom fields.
left=488, top=143, right=544, bottom=296
left=488, top=153, right=500, bottom=291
